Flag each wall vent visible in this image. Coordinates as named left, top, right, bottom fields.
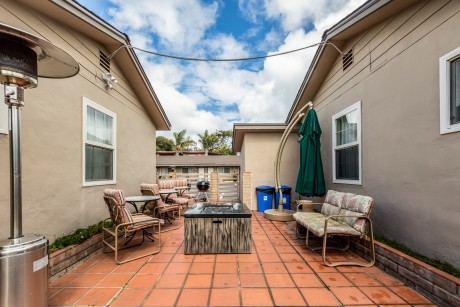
left=342, top=49, right=353, bottom=71
left=99, top=51, right=110, bottom=72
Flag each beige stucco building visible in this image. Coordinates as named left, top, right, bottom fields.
left=233, top=124, right=302, bottom=211
left=235, top=0, right=460, bottom=268
left=0, top=0, right=169, bottom=242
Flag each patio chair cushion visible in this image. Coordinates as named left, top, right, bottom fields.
left=157, top=179, right=196, bottom=199
left=298, top=214, right=361, bottom=237
left=337, top=195, right=374, bottom=233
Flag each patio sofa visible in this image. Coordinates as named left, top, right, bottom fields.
left=293, top=190, right=375, bottom=267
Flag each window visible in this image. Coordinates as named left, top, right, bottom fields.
left=83, top=97, right=116, bottom=186
left=0, top=86, right=7, bottom=134
left=332, top=101, right=361, bottom=185
left=182, top=167, right=189, bottom=174
left=218, top=167, right=231, bottom=173
left=440, top=47, right=460, bottom=134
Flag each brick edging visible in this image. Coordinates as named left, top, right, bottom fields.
left=352, top=238, right=460, bottom=307
left=48, top=233, right=103, bottom=280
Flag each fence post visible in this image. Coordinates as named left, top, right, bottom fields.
left=242, top=172, right=252, bottom=210
left=210, top=172, right=219, bottom=202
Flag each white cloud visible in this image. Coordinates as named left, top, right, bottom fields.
left=264, top=0, right=359, bottom=31
left=103, top=0, right=367, bottom=142
left=203, top=34, right=249, bottom=59
left=108, top=0, right=219, bottom=52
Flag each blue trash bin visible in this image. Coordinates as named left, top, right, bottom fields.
left=256, top=185, right=275, bottom=212
left=275, top=185, right=292, bottom=210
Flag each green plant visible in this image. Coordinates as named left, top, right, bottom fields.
left=49, top=220, right=112, bottom=254
left=375, top=235, right=460, bottom=278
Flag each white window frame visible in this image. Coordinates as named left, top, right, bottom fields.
left=440, top=47, right=460, bottom=134
left=0, top=86, right=7, bottom=134
left=332, top=101, right=362, bottom=185
left=82, top=97, right=117, bottom=186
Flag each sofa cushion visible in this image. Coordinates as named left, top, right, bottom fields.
left=339, top=195, right=374, bottom=232
left=295, top=213, right=361, bottom=237
left=324, top=190, right=356, bottom=208
left=321, top=203, right=340, bottom=216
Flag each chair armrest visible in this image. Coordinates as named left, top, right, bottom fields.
left=323, top=214, right=372, bottom=235
left=115, top=216, right=161, bottom=231
left=325, top=214, right=370, bottom=220
left=296, top=202, right=322, bottom=211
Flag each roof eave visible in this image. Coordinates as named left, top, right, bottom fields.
left=19, top=0, right=171, bottom=130
left=286, top=0, right=418, bottom=122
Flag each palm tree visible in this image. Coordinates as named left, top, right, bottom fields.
left=198, top=129, right=219, bottom=151
left=172, top=129, right=196, bottom=152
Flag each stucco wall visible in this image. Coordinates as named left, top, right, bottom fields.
left=0, top=1, right=157, bottom=242
left=240, top=133, right=300, bottom=211
left=307, top=0, right=460, bottom=266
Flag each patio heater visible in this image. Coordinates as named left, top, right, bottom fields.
left=0, top=23, right=79, bottom=307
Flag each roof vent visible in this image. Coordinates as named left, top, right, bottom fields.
left=342, top=49, right=353, bottom=71
left=99, top=51, right=110, bottom=72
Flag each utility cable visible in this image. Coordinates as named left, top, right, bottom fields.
left=108, top=40, right=344, bottom=61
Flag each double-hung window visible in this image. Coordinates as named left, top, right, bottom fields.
left=440, top=47, right=460, bottom=134
left=83, top=97, right=116, bottom=186
left=332, top=101, right=361, bottom=185
left=0, top=86, right=7, bottom=134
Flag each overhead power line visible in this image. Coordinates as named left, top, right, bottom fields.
left=108, top=40, right=344, bottom=61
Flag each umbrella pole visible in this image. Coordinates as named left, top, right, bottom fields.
left=264, top=101, right=313, bottom=221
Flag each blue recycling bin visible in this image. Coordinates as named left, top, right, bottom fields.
left=275, top=185, right=292, bottom=210
left=256, top=185, right=275, bottom=212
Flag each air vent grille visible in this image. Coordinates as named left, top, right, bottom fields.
left=342, top=49, right=353, bottom=71
left=99, top=51, right=110, bottom=72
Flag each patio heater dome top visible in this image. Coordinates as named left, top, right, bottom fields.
left=0, top=22, right=79, bottom=88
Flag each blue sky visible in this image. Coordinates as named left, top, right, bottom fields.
left=77, top=0, right=365, bottom=142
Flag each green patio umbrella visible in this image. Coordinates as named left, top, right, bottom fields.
left=295, top=109, right=326, bottom=197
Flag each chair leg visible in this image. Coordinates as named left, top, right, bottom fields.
left=154, top=207, right=182, bottom=233
left=296, top=223, right=307, bottom=239
left=101, top=223, right=161, bottom=264
left=305, top=229, right=322, bottom=251
left=322, top=223, right=376, bottom=267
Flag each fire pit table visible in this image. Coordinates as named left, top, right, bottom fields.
left=184, top=203, right=252, bottom=254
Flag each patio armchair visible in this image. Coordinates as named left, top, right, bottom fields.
left=175, top=178, right=197, bottom=200
left=102, top=189, right=161, bottom=264
left=140, top=183, right=181, bottom=232
left=157, top=179, right=195, bottom=207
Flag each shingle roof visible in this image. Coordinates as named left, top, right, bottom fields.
left=156, top=155, right=241, bottom=167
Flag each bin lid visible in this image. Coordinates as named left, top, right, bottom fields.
left=278, top=185, right=292, bottom=192
left=256, top=185, right=275, bottom=192
left=0, top=234, right=46, bottom=254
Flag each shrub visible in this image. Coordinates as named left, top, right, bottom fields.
left=49, top=221, right=112, bottom=254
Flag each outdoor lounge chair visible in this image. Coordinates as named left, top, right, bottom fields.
left=102, top=189, right=161, bottom=264
left=140, top=183, right=181, bottom=232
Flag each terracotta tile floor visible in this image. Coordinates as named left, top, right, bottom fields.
left=48, top=212, right=435, bottom=307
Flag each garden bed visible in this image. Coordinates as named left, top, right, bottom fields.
left=48, top=233, right=103, bottom=279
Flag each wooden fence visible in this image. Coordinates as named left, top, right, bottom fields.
left=155, top=172, right=240, bottom=202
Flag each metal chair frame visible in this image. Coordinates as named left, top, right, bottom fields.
left=102, top=195, right=161, bottom=264
left=303, top=214, right=375, bottom=267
